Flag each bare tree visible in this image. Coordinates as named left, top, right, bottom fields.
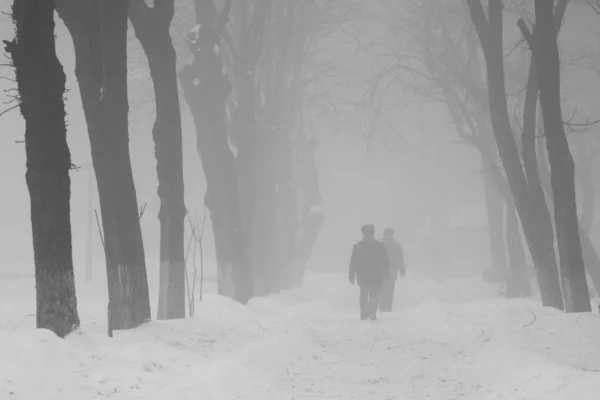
left=129, top=0, right=186, bottom=320
left=178, top=0, right=252, bottom=304
left=225, top=0, right=272, bottom=296
left=98, top=0, right=152, bottom=328
left=4, top=0, right=80, bottom=337
left=519, top=0, right=591, bottom=312
left=466, top=0, right=564, bottom=309
left=374, top=0, right=530, bottom=290
left=56, top=0, right=152, bottom=329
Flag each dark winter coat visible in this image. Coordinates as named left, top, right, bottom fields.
left=381, top=237, right=405, bottom=280
left=349, top=238, right=390, bottom=286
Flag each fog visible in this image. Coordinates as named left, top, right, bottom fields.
left=3, top=1, right=600, bottom=398
left=1, top=2, right=599, bottom=289
left=0, top=6, right=487, bottom=283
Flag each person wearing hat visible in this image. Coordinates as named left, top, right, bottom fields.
left=379, top=228, right=406, bottom=312
left=348, top=224, right=390, bottom=320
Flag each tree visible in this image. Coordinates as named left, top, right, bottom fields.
left=4, top=0, right=80, bottom=337
left=375, top=0, right=528, bottom=290
left=178, top=0, right=252, bottom=304
left=226, top=0, right=272, bottom=296
left=129, top=0, right=186, bottom=320
left=466, top=0, right=564, bottom=309
left=521, top=0, right=591, bottom=312
left=99, top=0, right=152, bottom=328
left=57, top=0, right=152, bottom=329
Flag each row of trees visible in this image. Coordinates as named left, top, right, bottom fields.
left=5, top=0, right=349, bottom=337
left=372, top=0, right=597, bottom=312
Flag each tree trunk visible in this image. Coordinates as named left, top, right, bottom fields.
left=274, top=115, right=300, bottom=291
left=294, top=136, right=324, bottom=287
left=57, top=0, right=152, bottom=330
left=99, top=0, right=153, bottom=328
left=252, top=138, right=280, bottom=295
left=129, top=1, right=186, bottom=320
left=538, top=130, right=600, bottom=294
left=575, top=139, right=595, bottom=234
left=6, top=0, right=80, bottom=338
left=85, top=169, right=94, bottom=282
left=178, top=0, right=251, bottom=304
left=467, top=0, right=564, bottom=309
left=227, top=0, right=272, bottom=296
left=482, top=159, right=507, bottom=282
left=505, top=199, right=531, bottom=298
left=533, top=0, right=591, bottom=312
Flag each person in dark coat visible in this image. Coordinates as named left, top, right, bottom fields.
left=349, top=224, right=390, bottom=320
left=379, top=228, right=406, bottom=312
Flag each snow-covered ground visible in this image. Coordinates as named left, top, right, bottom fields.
left=1, top=269, right=599, bottom=400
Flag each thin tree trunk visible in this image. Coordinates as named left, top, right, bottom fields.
left=294, top=136, right=324, bottom=287
left=85, top=169, right=94, bottom=282
left=575, top=139, right=595, bottom=233
left=533, top=0, right=591, bottom=312
left=6, top=0, right=80, bottom=338
left=129, top=1, right=186, bottom=320
left=178, top=0, right=251, bottom=304
left=467, top=0, right=564, bottom=309
left=505, top=199, right=531, bottom=298
left=482, top=160, right=507, bottom=282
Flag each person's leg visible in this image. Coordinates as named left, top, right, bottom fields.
left=369, top=284, right=382, bottom=320
left=359, top=284, right=368, bottom=320
left=379, top=279, right=392, bottom=311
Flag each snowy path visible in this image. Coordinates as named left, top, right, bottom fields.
left=269, top=311, right=485, bottom=399
left=1, top=272, right=600, bottom=399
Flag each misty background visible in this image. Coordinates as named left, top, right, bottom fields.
left=1, top=1, right=599, bottom=286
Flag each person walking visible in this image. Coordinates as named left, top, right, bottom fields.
left=379, top=228, right=406, bottom=312
left=349, top=224, right=390, bottom=320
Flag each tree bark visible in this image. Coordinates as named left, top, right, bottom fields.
left=178, top=0, right=251, bottom=304
left=533, top=0, right=591, bottom=312
left=467, top=0, right=564, bottom=310
left=6, top=0, right=80, bottom=338
left=129, top=0, right=186, bottom=320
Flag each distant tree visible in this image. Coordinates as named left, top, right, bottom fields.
left=374, top=0, right=527, bottom=290
left=225, top=0, right=272, bottom=296
left=519, top=0, right=591, bottom=312
left=129, top=0, right=186, bottom=320
left=224, top=0, right=353, bottom=293
left=466, top=0, right=564, bottom=309
left=4, top=0, right=80, bottom=337
left=178, top=0, right=252, bottom=304
left=505, top=0, right=600, bottom=295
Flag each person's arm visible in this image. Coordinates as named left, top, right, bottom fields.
left=349, top=245, right=357, bottom=283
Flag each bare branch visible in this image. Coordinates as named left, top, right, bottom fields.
left=0, top=103, right=19, bottom=119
